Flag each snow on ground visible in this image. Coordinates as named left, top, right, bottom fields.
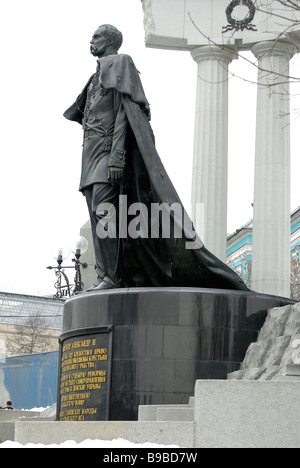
left=21, top=407, right=49, bottom=412
left=0, top=438, right=179, bottom=448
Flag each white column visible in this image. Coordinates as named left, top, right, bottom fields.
left=191, top=46, right=236, bottom=262
left=251, top=40, right=296, bottom=297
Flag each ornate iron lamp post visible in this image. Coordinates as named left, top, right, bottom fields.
left=47, top=237, right=88, bottom=298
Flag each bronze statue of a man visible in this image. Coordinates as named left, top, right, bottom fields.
left=64, top=24, right=248, bottom=292
left=65, top=25, right=134, bottom=291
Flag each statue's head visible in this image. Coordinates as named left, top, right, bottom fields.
left=90, top=24, right=123, bottom=57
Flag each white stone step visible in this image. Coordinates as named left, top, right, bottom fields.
left=156, top=407, right=194, bottom=422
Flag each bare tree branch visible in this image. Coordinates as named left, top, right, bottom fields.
left=6, top=314, right=51, bottom=356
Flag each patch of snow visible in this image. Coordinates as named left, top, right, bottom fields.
left=0, top=438, right=179, bottom=448
left=20, top=406, right=49, bottom=412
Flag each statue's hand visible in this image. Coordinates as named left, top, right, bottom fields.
left=108, top=150, right=126, bottom=185
left=107, top=167, right=124, bottom=186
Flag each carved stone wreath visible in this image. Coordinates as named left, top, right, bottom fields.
left=222, top=0, right=257, bottom=33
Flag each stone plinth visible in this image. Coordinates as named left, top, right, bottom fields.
left=193, top=380, right=300, bottom=448
left=56, top=287, right=294, bottom=421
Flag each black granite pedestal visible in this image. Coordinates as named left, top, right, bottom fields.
left=57, top=287, right=295, bottom=421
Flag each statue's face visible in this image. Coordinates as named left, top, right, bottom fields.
left=90, top=27, right=112, bottom=57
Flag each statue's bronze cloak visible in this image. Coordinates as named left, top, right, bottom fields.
left=64, top=54, right=248, bottom=291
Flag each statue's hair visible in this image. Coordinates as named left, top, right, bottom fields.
left=98, top=24, right=123, bottom=51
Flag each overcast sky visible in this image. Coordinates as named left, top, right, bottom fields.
left=0, top=0, right=299, bottom=295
